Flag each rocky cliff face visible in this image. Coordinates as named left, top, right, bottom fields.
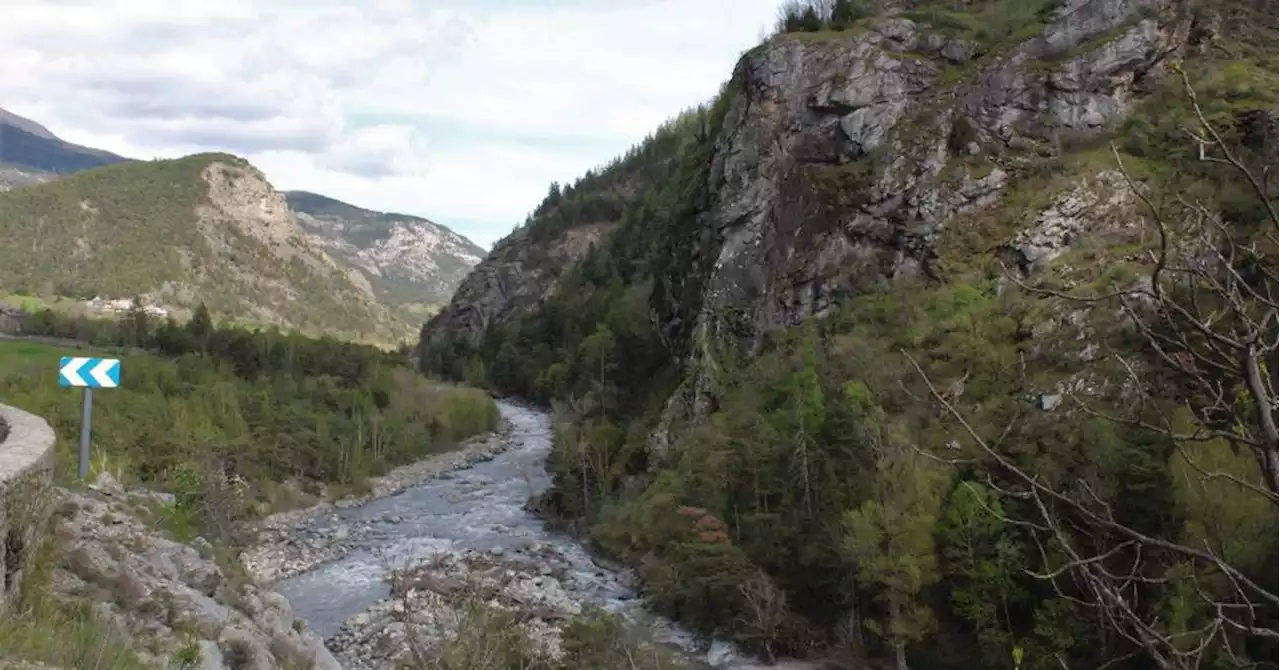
left=700, top=0, right=1180, bottom=327
left=423, top=0, right=1194, bottom=399
left=424, top=222, right=614, bottom=348
left=161, top=156, right=414, bottom=341
left=660, top=0, right=1189, bottom=434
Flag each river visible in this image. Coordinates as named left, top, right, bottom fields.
left=273, top=401, right=779, bottom=668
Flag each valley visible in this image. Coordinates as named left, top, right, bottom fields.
left=419, top=0, right=1279, bottom=668
left=0, top=0, right=1275, bottom=669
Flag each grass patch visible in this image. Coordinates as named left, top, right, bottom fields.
left=772, top=28, right=866, bottom=43
left=0, top=292, right=86, bottom=315
left=0, top=598, right=156, bottom=669
left=902, top=0, right=1057, bottom=48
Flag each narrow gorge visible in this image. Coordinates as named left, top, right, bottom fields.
left=419, top=0, right=1278, bottom=668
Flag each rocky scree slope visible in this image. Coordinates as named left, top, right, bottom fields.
left=0, top=153, right=415, bottom=343
left=419, top=0, right=1277, bottom=665
left=286, top=190, right=486, bottom=319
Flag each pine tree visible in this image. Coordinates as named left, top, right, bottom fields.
left=188, top=303, right=213, bottom=353
left=842, top=381, right=947, bottom=670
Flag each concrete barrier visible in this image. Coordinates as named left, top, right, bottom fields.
left=0, top=403, right=56, bottom=610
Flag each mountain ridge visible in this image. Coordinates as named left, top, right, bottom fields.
left=285, top=189, right=487, bottom=315
left=0, top=107, right=488, bottom=339
left=0, top=151, right=419, bottom=343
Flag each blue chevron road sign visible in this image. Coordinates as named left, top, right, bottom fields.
left=58, top=356, right=121, bottom=480
left=59, top=357, right=121, bottom=388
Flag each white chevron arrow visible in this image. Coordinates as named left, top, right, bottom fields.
left=61, top=357, right=89, bottom=386
left=89, top=359, right=118, bottom=388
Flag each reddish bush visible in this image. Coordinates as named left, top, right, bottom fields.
left=676, top=505, right=708, bottom=518
left=694, top=515, right=726, bottom=532
left=698, top=530, right=730, bottom=544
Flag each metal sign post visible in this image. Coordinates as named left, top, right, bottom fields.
left=80, top=387, right=93, bottom=480
left=58, top=356, right=121, bottom=480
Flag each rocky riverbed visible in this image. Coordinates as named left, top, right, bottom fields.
left=241, top=415, right=519, bottom=586
left=244, top=401, right=819, bottom=670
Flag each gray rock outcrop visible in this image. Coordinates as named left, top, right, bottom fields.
left=654, top=0, right=1188, bottom=442
left=48, top=485, right=341, bottom=670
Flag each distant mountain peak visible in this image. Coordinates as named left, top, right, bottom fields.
left=0, top=108, right=130, bottom=176
left=0, top=106, right=57, bottom=140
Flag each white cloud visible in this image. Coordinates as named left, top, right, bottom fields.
left=0, top=0, right=780, bottom=249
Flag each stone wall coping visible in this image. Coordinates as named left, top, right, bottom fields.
left=0, top=403, right=55, bottom=482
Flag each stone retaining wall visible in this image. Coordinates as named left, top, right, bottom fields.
left=0, top=403, right=56, bottom=610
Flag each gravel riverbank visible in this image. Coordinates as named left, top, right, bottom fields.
left=240, top=415, right=518, bottom=585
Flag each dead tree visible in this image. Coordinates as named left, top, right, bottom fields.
left=905, top=67, right=1278, bottom=669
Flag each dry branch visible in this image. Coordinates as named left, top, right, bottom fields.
left=901, top=70, right=1277, bottom=669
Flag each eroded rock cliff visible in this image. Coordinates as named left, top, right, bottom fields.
left=657, top=0, right=1193, bottom=438
left=423, top=0, right=1202, bottom=410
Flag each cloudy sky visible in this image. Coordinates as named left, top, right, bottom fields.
left=0, top=0, right=782, bottom=249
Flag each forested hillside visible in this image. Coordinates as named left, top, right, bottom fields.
left=420, top=0, right=1278, bottom=667
left=0, top=153, right=417, bottom=343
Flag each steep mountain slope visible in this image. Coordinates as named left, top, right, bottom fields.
left=0, top=153, right=415, bottom=343
left=421, top=0, right=1277, bottom=667
left=0, top=107, right=56, bottom=138
left=286, top=190, right=486, bottom=318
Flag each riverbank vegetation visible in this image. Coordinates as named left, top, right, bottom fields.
left=420, top=14, right=1278, bottom=669
left=423, top=605, right=686, bottom=670
left=3, top=304, right=498, bottom=542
